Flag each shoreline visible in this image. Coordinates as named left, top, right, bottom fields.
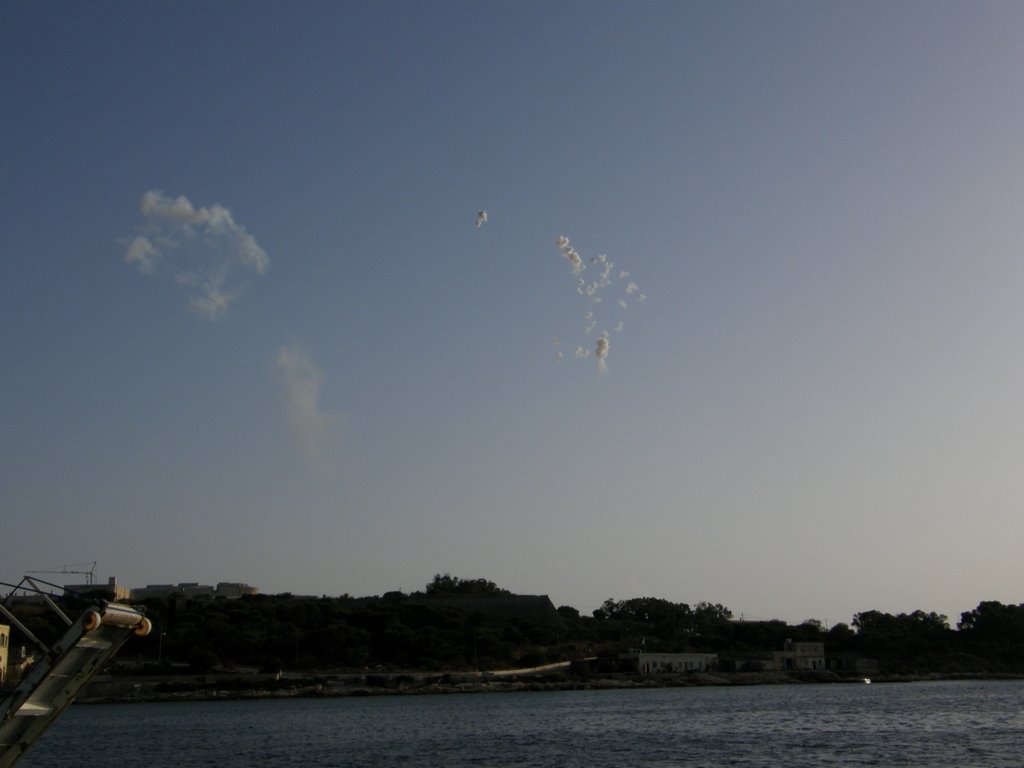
left=74, top=670, right=1024, bottom=705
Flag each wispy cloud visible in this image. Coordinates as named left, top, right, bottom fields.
left=120, top=190, right=269, bottom=318
left=277, top=341, right=336, bottom=468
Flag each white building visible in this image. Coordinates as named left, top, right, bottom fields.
left=619, top=651, right=718, bottom=674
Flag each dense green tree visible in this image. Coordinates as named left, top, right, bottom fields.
left=851, top=609, right=954, bottom=671
left=957, top=602, right=1024, bottom=667
left=14, top=578, right=1024, bottom=677
left=424, top=574, right=510, bottom=595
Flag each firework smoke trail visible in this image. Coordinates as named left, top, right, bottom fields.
left=276, top=341, right=336, bottom=469
left=557, top=235, right=585, bottom=273
left=553, top=234, right=645, bottom=372
left=595, top=333, right=610, bottom=374
left=476, top=210, right=488, bottom=228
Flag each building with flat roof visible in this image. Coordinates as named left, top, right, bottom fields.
left=62, top=577, right=130, bottom=602
left=773, top=640, right=826, bottom=671
left=619, top=651, right=719, bottom=675
left=130, top=582, right=258, bottom=600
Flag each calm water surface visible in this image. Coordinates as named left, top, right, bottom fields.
left=18, top=679, right=1024, bottom=767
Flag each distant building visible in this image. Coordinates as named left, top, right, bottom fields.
left=718, top=651, right=776, bottom=672
left=132, top=583, right=214, bottom=600
left=619, top=651, right=719, bottom=675
left=1, top=641, right=33, bottom=688
left=214, top=582, right=260, bottom=599
left=131, top=582, right=258, bottom=600
left=827, top=652, right=879, bottom=676
left=63, top=577, right=130, bottom=602
left=773, top=640, right=825, bottom=671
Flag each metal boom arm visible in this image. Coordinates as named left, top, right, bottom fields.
left=0, top=601, right=151, bottom=767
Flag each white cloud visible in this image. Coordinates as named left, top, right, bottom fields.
left=121, top=190, right=269, bottom=317
left=277, top=342, right=336, bottom=468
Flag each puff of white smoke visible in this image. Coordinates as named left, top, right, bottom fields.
left=575, top=346, right=589, bottom=358
left=557, top=236, right=585, bottom=274
left=188, top=288, right=232, bottom=320
left=555, top=351, right=563, bottom=363
left=277, top=342, right=335, bottom=467
left=619, top=271, right=629, bottom=279
left=595, top=334, right=610, bottom=373
left=123, top=190, right=270, bottom=318
left=173, top=269, right=236, bottom=320
left=583, top=311, right=593, bottom=321
left=565, top=249, right=584, bottom=274
left=585, top=321, right=596, bottom=335
left=140, top=190, right=196, bottom=221
left=124, top=236, right=158, bottom=273
left=618, top=299, right=628, bottom=310
left=639, top=293, right=647, bottom=302
left=137, top=191, right=269, bottom=274
left=615, top=321, right=624, bottom=332
left=625, top=282, right=639, bottom=295
left=476, top=210, right=488, bottom=228
left=234, top=230, right=270, bottom=274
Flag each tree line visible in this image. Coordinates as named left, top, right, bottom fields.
left=8, top=575, right=1024, bottom=676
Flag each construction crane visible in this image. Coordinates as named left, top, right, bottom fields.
left=25, top=562, right=97, bottom=585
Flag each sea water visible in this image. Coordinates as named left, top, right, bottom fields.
left=18, top=679, right=1024, bottom=767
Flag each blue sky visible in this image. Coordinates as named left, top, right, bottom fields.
left=3, top=0, right=1024, bottom=626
